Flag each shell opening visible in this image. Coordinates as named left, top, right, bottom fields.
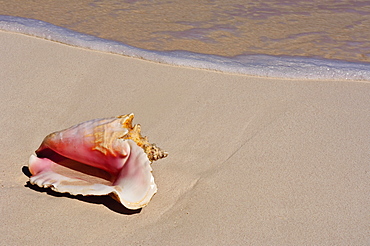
left=34, top=148, right=116, bottom=185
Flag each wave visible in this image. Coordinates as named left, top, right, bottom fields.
left=1, top=15, right=370, bottom=81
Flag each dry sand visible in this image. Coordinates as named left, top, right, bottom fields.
left=0, top=31, right=369, bottom=245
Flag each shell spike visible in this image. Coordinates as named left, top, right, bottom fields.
left=133, top=124, right=141, bottom=133
left=144, top=143, right=169, bottom=162
left=119, top=113, right=134, bottom=128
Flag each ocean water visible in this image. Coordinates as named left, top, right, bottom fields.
left=1, top=0, right=370, bottom=81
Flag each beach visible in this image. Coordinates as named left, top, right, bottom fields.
left=0, top=30, right=369, bottom=245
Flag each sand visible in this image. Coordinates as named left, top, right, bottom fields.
left=0, top=30, right=369, bottom=245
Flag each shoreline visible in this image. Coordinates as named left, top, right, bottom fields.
left=2, top=16, right=370, bottom=82
left=2, top=1, right=370, bottom=64
left=0, top=30, right=369, bottom=245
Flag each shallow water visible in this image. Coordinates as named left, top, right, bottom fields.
left=1, top=0, right=370, bottom=80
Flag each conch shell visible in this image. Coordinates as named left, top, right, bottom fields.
left=28, top=114, right=167, bottom=210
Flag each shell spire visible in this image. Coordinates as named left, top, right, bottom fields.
left=119, top=113, right=168, bottom=162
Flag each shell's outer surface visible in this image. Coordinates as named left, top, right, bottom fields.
left=28, top=113, right=168, bottom=210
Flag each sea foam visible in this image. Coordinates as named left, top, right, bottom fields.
left=1, top=15, right=370, bottom=82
